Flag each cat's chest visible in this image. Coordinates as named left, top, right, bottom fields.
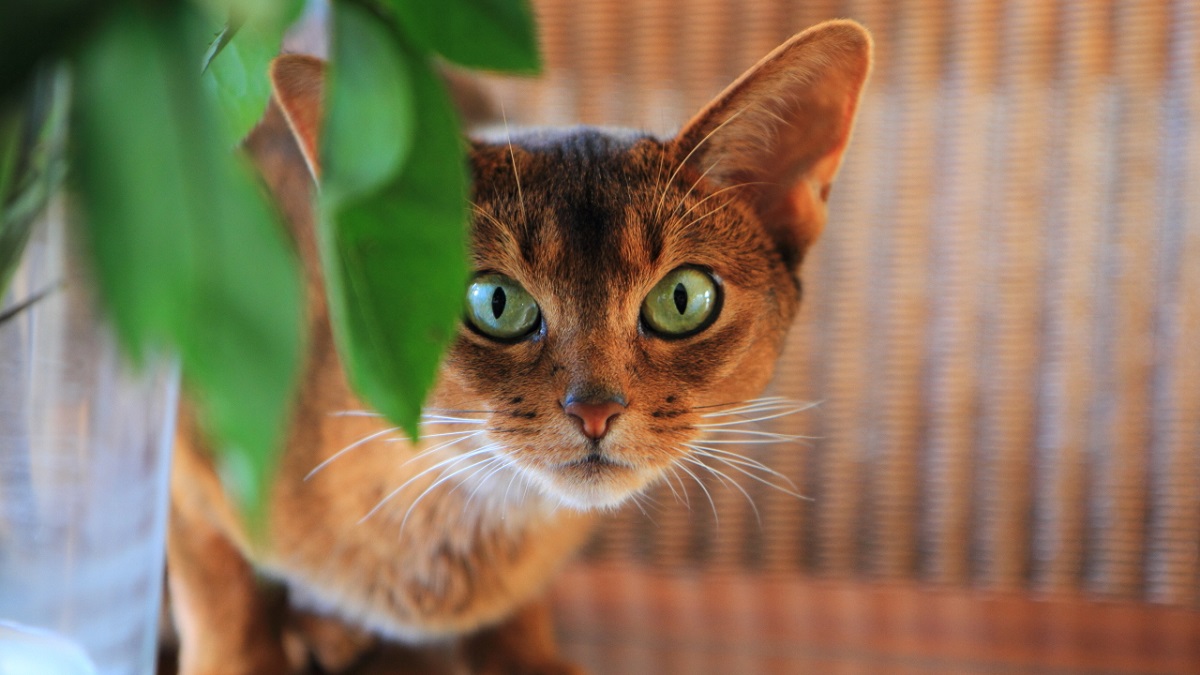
left=261, top=414, right=592, bottom=639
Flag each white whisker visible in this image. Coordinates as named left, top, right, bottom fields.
left=690, top=438, right=807, bottom=446
left=681, top=455, right=733, bottom=489
left=398, top=449, right=504, bottom=531
left=360, top=444, right=500, bottom=523
left=520, top=470, right=535, bottom=505
left=447, top=456, right=506, bottom=501
left=628, top=492, right=653, bottom=520
left=674, top=460, right=719, bottom=525
left=646, top=145, right=672, bottom=224
left=675, top=199, right=740, bottom=233
left=305, top=426, right=400, bottom=481
left=699, top=400, right=819, bottom=418
left=658, top=468, right=684, bottom=506
left=420, top=416, right=488, bottom=425
left=501, top=105, right=528, bottom=225
left=502, top=468, right=520, bottom=509
left=696, top=403, right=801, bottom=417
left=697, top=407, right=805, bottom=420
left=682, top=456, right=761, bottom=527
left=699, top=407, right=814, bottom=426
left=386, top=428, right=481, bottom=441
left=685, top=444, right=799, bottom=489
left=673, top=179, right=774, bottom=224
left=694, top=396, right=791, bottom=410
left=503, top=458, right=533, bottom=507
left=653, top=108, right=747, bottom=222
left=668, top=466, right=691, bottom=510
left=702, top=403, right=809, bottom=415
left=688, top=448, right=810, bottom=501
left=464, top=457, right=515, bottom=510
left=396, top=431, right=487, bottom=468
left=668, top=160, right=719, bottom=219
left=695, top=428, right=813, bottom=441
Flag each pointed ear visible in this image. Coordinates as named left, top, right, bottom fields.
left=674, top=20, right=872, bottom=267
left=269, top=54, right=326, bottom=180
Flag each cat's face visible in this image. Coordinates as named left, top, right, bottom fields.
left=438, top=130, right=799, bottom=507
left=270, top=20, right=872, bottom=510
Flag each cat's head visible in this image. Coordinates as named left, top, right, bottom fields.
left=271, top=21, right=871, bottom=509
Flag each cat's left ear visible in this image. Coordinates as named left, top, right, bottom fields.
left=674, top=20, right=872, bottom=268
left=270, top=54, right=326, bottom=180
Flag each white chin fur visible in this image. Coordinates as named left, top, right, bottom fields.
left=529, top=469, right=649, bottom=511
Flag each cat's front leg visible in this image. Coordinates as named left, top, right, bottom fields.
left=283, top=607, right=379, bottom=673
left=462, top=600, right=585, bottom=675
left=167, top=503, right=291, bottom=675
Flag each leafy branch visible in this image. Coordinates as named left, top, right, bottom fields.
left=0, top=0, right=540, bottom=526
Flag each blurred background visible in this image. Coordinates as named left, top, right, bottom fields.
left=469, top=0, right=1200, bottom=672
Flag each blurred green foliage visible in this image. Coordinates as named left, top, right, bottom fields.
left=70, top=3, right=305, bottom=522
left=323, top=2, right=470, bottom=441
left=385, top=0, right=540, bottom=72
left=0, top=66, right=69, bottom=303
left=0, top=0, right=541, bottom=526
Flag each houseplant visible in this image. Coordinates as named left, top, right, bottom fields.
left=0, top=0, right=540, bottom=671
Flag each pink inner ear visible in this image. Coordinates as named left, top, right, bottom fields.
left=748, top=177, right=824, bottom=263
left=269, top=55, right=326, bottom=179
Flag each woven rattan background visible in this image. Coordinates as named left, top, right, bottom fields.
left=477, top=0, right=1200, bottom=607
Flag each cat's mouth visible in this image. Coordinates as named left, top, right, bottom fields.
left=566, top=451, right=622, bottom=469
left=528, top=451, right=649, bottom=509
left=557, top=452, right=635, bottom=482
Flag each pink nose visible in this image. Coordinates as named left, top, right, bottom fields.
left=564, top=400, right=626, bottom=440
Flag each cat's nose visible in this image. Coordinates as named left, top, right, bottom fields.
left=563, top=396, right=626, bottom=440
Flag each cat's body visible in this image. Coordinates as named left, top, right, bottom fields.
left=167, top=21, right=871, bottom=675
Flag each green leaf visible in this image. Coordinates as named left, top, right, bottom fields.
left=382, top=0, right=541, bottom=74
left=0, top=111, right=25, bottom=298
left=0, top=111, right=20, bottom=205
left=199, top=0, right=307, bottom=145
left=1, top=65, right=69, bottom=300
left=202, top=19, right=281, bottom=145
left=190, top=0, right=301, bottom=32
left=0, top=0, right=115, bottom=99
left=200, top=20, right=241, bottom=75
left=322, top=6, right=469, bottom=439
left=199, top=0, right=309, bottom=145
left=70, top=4, right=305, bottom=525
left=323, top=2, right=415, bottom=201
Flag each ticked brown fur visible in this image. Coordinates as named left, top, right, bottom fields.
left=168, top=21, right=871, bottom=675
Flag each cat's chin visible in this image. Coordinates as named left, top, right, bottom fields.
left=527, top=455, right=656, bottom=511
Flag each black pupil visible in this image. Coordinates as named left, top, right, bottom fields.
left=673, top=282, right=688, bottom=314
left=491, top=286, right=507, bottom=319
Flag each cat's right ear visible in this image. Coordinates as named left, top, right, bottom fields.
left=269, top=54, right=326, bottom=180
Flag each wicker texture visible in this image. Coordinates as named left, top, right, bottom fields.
left=480, top=0, right=1200, bottom=607
left=547, top=563, right=1200, bottom=674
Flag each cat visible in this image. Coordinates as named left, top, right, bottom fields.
left=166, top=20, right=871, bottom=675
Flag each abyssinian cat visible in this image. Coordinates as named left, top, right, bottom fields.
left=167, top=20, right=871, bottom=675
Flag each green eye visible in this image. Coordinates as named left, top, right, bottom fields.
left=466, top=274, right=540, bottom=339
left=641, top=268, right=720, bottom=336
